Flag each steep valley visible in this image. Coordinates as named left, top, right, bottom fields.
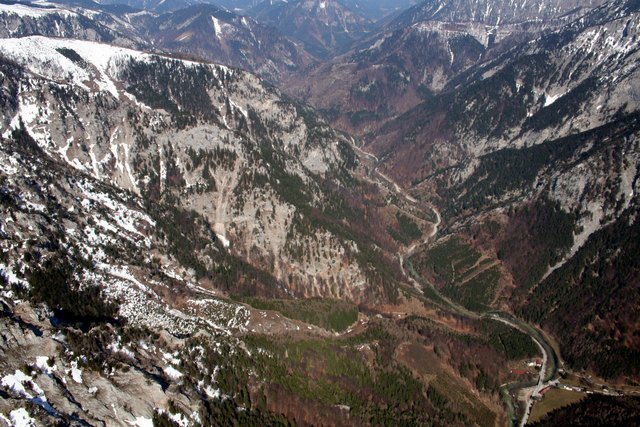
left=1, top=0, right=640, bottom=426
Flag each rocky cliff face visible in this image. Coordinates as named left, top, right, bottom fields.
left=0, top=32, right=426, bottom=425
left=0, top=35, right=400, bottom=303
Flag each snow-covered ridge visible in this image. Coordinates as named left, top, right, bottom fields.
left=0, top=36, right=151, bottom=98
left=0, top=2, right=75, bottom=18
left=0, top=36, right=232, bottom=98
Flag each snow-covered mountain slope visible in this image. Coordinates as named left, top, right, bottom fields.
left=0, top=35, right=402, bottom=303
left=0, top=1, right=316, bottom=84
left=0, top=36, right=148, bottom=99
left=0, top=0, right=143, bottom=46
left=0, top=114, right=256, bottom=426
left=0, top=121, right=365, bottom=425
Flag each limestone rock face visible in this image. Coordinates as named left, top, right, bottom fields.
left=0, top=35, right=380, bottom=302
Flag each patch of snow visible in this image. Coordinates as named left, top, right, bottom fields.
left=2, top=370, right=33, bottom=398
left=159, top=157, right=166, bottom=194
left=367, top=36, right=387, bottom=51
left=35, top=357, right=55, bottom=375
left=110, top=127, right=122, bottom=173
left=126, top=416, right=153, bottom=427
left=204, top=384, right=221, bottom=399
left=97, top=219, right=119, bottom=234
left=126, top=10, right=153, bottom=18
left=175, top=14, right=199, bottom=31
left=9, top=92, right=55, bottom=152
left=88, top=144, right=102, bottom=179
left=190, top=411, right=202, bottom=424
left=228, top=99, right=247, bottom=117
left=94, top=263, right=148, bottom=292
left=70, top=360, right=83, bottom=384
left=122, top=91, right=151, bottom=110
left=162, top=352, right=180, bottom=365
left=122, top=142, right=139, bottom=193
left=357, top=79, right=376, bottom=93
left=544, top=91, right=565, bottom=107
left=0, top=36, right=152, bottom=99
left=216, top=233, right=230, bottom=248
left=0, top=155, right=19, bottom=175
left=76, top=180, right=154, bottom=243
left=163, top=366, right=183, bottom=380
left=9, top=408, right=35, bottom=427
left=52, top=331, right=66, bottom=343
left=169, top=412, right=190, bottom=427
left=121, top=347, right=136, bottom=359
left=433, top=0, right=446, bottom=16
left=211, top=16, right=222, bottom=38
left=0, top=264, right=28, bottom=287
left=108, top=339, right=136, bottom=359
left=1, top=370, right=47, bottom=408
left=162, top=268, right=185, bottom=282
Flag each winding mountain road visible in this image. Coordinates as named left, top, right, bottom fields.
left=488, top=314, right=555, bottom=427
left=352, top=141, right=442, bottom=287
left=351, top=141, right=561, bottom=427
left=351, top=140, right=440, bottom=243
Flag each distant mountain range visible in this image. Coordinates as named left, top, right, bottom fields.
left=248, top=0, right=373, bottom=58
left=286, top=0, right=609, bottom=135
